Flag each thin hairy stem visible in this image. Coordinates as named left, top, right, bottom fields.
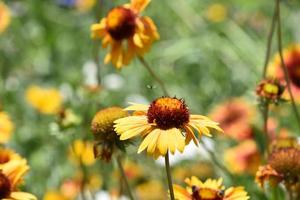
left=165, top=152, right=175, bottom=200
left=262, top=2, right=278, bottom=78
left=138, top=56, right=169, bottom=96
left=276, top=0, right=300, bottom=130
left=116, top=155, right=135, bottom=200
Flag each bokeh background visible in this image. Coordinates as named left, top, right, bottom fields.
left=1, top=0, right=300, bottom=199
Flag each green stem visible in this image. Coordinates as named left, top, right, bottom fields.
left=138, top=56, right=169, bottom=96
left=200, top=141, right=234, bottom=180
left=276, top=0, right=300, bottom=130
left=116, top=155, right=135, bottom=200
left=165, top=152, right=175, bottom=200
left=262, top=1, right=278, bottom=78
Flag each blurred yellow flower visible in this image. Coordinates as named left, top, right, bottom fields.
left=114, top=97, right=222, bottom=158
left=76, top=0, right=95, bottom=12
left=0, top=148, right=23, bottom=166
left=206, top=3, right=228, bottom=23
left=26, top=86, right=63, bottom=114
left=255, top=165, right=282, bottom=188
left=135, top=180, right=167, bottom=200
left=0, top=159, right=37, bottom=200
left=44, top=191, right=69, bottom=200
left=0, top=1, right=10, bottom=33
left=0, top=112, right=14, bottom=144
left=91, top=0, right=159, bottom=68
left=268, top=44, right=300, bottom=102
left=173, top=176, right=249, bottom=200
left=70, top=140, right=95, bottom=166
left=224, top=140, right=261, bottom=175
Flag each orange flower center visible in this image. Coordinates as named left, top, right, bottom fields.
left=286, top=50, right=300, bottom=87
left=147, top=97, right=189, bottom=130
left=106, top=7, right=136, bottom=40
left=0, top=172, right=11, bottom=198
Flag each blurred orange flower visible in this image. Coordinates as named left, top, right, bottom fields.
left=268, top=44, right=300, bottom=102
left=91, top=0, right=159, bottom=68
left=26, top=86, right=63, bottom=115
left=0, top=2, right=10, bottom=33
left=0, top=112, right=14, bottom=144
left=210, top=98, right=255, bottom=141
left=224, top=140, right=261, bottom=175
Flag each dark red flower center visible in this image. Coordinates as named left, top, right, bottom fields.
left=0, top=172, right=11, bottom=198
left=147, top=97, right=189, bottom=130
left=106, top=7, right=136, bottom=40
left=286, top=49, right=300, bottom=87
left=191, top=186, right=224, bottom=200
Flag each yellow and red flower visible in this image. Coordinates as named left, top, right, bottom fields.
left=0, top=159, right=36, bottom=200
left=210, top=99, right=254, bottom=141
left=114, top=97, right=222, bottom=158
left=0, top=2, right=10, bottom=34
left=173, top=176, right=249, bottom=200
left=0, top=112, right=14, bottom=144
left=268, top=44, right=300, bottom=102
left=91, top=0, right=159, bottom=68
left=224, top=140, right=261, bottom=175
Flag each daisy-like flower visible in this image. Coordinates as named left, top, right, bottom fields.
left=256, top=78, right=285, bottom=103
left=91, top=0, right=159, bottom=68
left=0, top=112, right=14, bottom=144
left=255, top=165, right=283, bottom=188
left=26, top=85, right=63, bottom=115
left=0, top=159, right=36, bottom=200
left=114, top=97, right=222, bottom=158
left=0, top=2, right=10, bottom=34
left=0, top=148, right=22, bottom=166
left=173, top=176, right=249, bottom=200
left=268, top=44, right=300, bottom=102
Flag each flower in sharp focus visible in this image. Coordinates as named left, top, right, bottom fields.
left=91, top=107, right=129, bottom=162
left=0, top=2, right=10, bottom=34
left=69, top=140, right=95, bottom=166
left=0, top=160, right=36, bottom=200
left=210, top=98, right=254, bottom=141
left=224, top=140, right=261, bottom=175
left=256, top=78, right=285, bottom=103
left=173, top=176, right=249, bottom=200
left=268, top=44, right=300, bottom=102
left=114, top=97, right=222, bottom=158
left=0, top=112, right=14, bottom=144
left=91, top=0, right=159, bottom=68
left=26, top=86, right=63, bottom=115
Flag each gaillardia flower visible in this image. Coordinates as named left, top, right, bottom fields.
left=0, top=2, right=10, bottom=34
left=256, top=78, right=285, bottom=103
left=26, top=86, right=63, bottom=115
left=210, top=99, right=254, bottom=141
left=114, top=97, right=222, bottom=158
left=0, top=160, right=36, bottom=200
left=173, top=176, right=249, bottom=200
left=0, top=112, right=14, bottom=144
left=0, top=148, right=22, bottom=166
left=268, top=44, right=300, bottom=101
left=91, top=0, right=159, bottom=68
left=224, top=140, right=261, bottom=175
left=91, top=107, right=128, bottom=161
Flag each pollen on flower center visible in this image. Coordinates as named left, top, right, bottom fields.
left=106, top=7, right=136, bottom=40
left=191, top=186, right=224, bottom=200
left=0, top=172, right=11, bottom=198
left=147, top=97, right=190, bottom=130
